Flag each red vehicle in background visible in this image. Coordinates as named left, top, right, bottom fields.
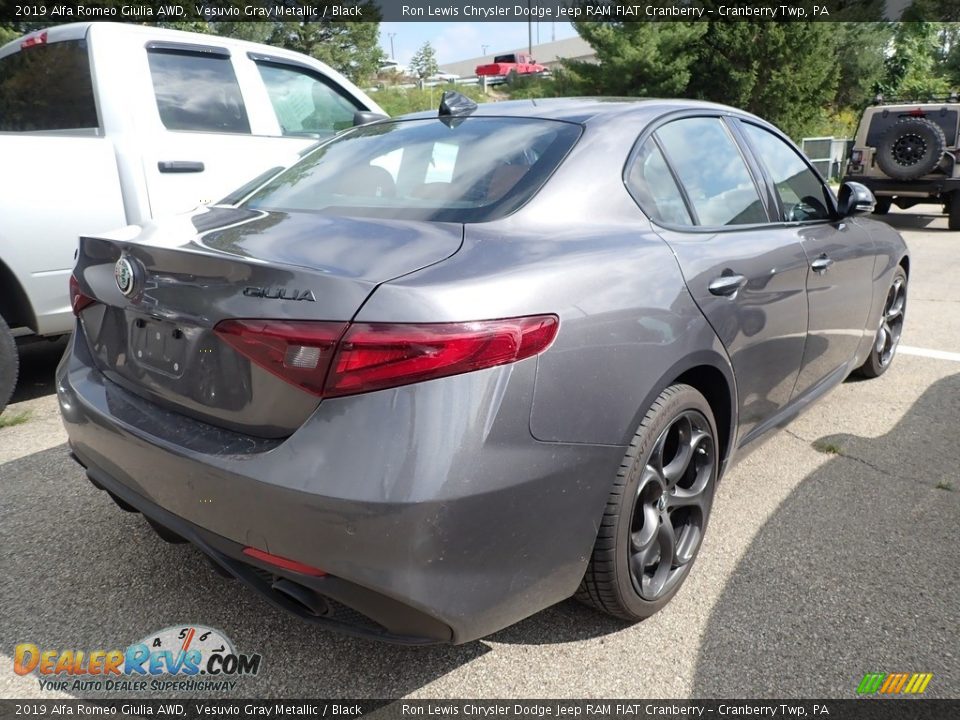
left=475, top=53, right=547, bottom=79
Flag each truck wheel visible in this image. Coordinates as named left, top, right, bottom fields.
left=876, top=117, right=945, bottom=181
left=950, top=191, right=960, bottom=231
left=873, top=198, right=891, bottom=215
left=0, top=314, right=18, bottom=416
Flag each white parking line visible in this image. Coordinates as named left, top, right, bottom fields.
left=899, top=345, right=960, bottom=363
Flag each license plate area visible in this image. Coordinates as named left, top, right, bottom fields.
left=130, top=317, right=186, bottom=377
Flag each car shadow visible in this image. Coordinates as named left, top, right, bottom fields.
left=691, top=372, right=960, bottom=697
left=11, top=335, right=69, bottom=403
left=873, top=209, right=945, bottom=231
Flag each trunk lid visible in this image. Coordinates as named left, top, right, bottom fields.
left=75, top=207, right=463, bottom=437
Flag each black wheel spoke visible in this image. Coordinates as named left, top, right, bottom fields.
left=628, top=407, right=717, bottom=602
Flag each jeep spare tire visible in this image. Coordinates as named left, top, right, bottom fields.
left=876, top=117, right=946, bottom=180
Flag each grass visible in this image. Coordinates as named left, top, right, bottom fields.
left=368, top=84, right=492, bottom=116
left=813, top=440, right=843, bottom=455
left=935, top=480, right=955, bottom=492
left=0, top=410, right=30, bottom=429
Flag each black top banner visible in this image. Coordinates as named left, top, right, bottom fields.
left=2, top=699, right=960, bottom=720
left=1, top=0, right=959, bottom=24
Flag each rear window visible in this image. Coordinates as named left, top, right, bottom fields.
left=244, top=117, right=581, bottom=222
left=147, top=49, right=250, bottom=134
left=0, top=40, right=98, bottom=132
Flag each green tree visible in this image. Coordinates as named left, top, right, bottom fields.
left=686, top=22, right=841, bottom=139
left=265, top=19, right=383, bottom=85
left=880, top=21, right=953, bottom=99
left=568, top=14, right=706, bottom=96
left=409, top=41, right=439, bottom=81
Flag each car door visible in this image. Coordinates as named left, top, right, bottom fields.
left=736, top=120, right=876, bottom=398
left=628, top=115, right=810, bottom=446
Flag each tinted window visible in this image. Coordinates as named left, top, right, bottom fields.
left=741, top=123, right=832, bottom=222
left=246, top=117, right=581, bottom=223
left=256, top=62, right=360, bottom=136
left=655, top=117, right=767, bottom=227
left=0, top=41, right=98, bottom=132
left=148, top=50, right=250, bottom=133
left=626, top=139, right=692, bottom=226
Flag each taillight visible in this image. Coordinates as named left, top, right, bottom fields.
left=214, top=320, right=347, bottom=396
left=20, top=32, right=47, bottom=49
left=851, top=150, right=863, bottom=163
left=69, top=274, right=96, bottom=316
left=214, top=315, right=558, bottom=398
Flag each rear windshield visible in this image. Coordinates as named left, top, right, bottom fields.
left=244, top=117, right=581, bottom=222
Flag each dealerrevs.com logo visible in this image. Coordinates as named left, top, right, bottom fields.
left=14, top=625, right=262, bottom=693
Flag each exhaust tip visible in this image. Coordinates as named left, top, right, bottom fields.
left=272, top=578, right=330, bottom=617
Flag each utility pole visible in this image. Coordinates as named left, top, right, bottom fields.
left=482, top=44, right=489, bottom=56
left=527, top=0, right=532, bottom=54
left=387, top=32, right=397, bottom=60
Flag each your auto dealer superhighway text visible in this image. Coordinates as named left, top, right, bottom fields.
left=401, top=705, right=818, bottom=717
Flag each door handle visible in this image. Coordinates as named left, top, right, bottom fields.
left=708, top=274, right=747, bottom=297
left=158, top=161, right=205, bottom=173
left=811, top=255, right=834, bottom=273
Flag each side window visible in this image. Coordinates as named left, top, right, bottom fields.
left=625, top=138, right=692, bottom=226
left=655, top=117, right=768, bottom=227
left=741, top=123, right=833, bottom=222
left=256, top=62, right=360, bottom=136
left=147, top=49, right=250, bottom=134
left=0, top=41, right=98, bottom=132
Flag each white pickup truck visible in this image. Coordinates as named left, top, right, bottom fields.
left=0, top=22, right=385, bottom=412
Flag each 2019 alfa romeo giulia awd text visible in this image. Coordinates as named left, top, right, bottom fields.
left=59, top=95, right=909, bottom=644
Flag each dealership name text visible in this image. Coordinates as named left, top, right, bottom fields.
left=401, top=4, right=830, bottom=19
left=400, top=705, right=830, bottom=717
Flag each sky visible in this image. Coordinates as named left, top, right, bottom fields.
left=378, top=22, right=580, bottom=66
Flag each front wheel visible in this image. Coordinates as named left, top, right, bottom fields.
left=0, top=313, right=18, bottom=416
left=576, top=384, right=719, bottom=620
left=855, top=267, right=907, bottom=379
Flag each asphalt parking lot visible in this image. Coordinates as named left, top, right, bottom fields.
left=1, top=207, right=957, bottom=700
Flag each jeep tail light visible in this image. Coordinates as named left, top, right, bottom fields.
left=214, top=315, right=559, bottom=398
left=851, top=150, right=863, bottom=163
left=909, top=108, right=926, bottom=117
left=69, top=274, right=96, bottom=316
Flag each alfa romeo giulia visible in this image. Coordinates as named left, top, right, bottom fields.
left=59, top=94, right=909, bottom=644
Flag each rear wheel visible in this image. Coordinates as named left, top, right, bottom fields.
left=855, top=267, right=907, bottom=379
left=0, top=314, right=18, bottom=416
left=577, top=384, right=718, bottom=620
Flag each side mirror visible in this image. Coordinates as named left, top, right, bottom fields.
left=353, top=110, right=389, bottom=127
left=836, top=181, right=876, bottom=217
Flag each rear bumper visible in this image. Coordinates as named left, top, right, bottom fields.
left=57, top=329, right=624, bottom=644
left=843, top=175, right=960, bottom=197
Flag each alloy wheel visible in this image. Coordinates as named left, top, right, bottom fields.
left=628, top=410, right=716, bottom=601
left=876, top=276, right=906, bottom=368
left=892, top=133, right=926, bottom=167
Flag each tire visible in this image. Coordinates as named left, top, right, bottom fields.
left=855, top=266, right=907, bottom=379
left=949, top=191, right=960, bottom=231
left=873, top=197, right=891, bottom=215
left=576, top=384, right=719, bottom=621
left=875, top=117, right=946, bottom=181
left=0, top=313, right=18, bottom=416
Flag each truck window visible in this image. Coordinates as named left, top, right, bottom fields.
left=255, top=62, right=361, bottom=136
left=147, top=49, right=250, bottom=134
left=0, top=40, right=98, bottom=132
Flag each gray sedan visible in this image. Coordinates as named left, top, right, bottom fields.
left=58, top=96, right=908, bottom=644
